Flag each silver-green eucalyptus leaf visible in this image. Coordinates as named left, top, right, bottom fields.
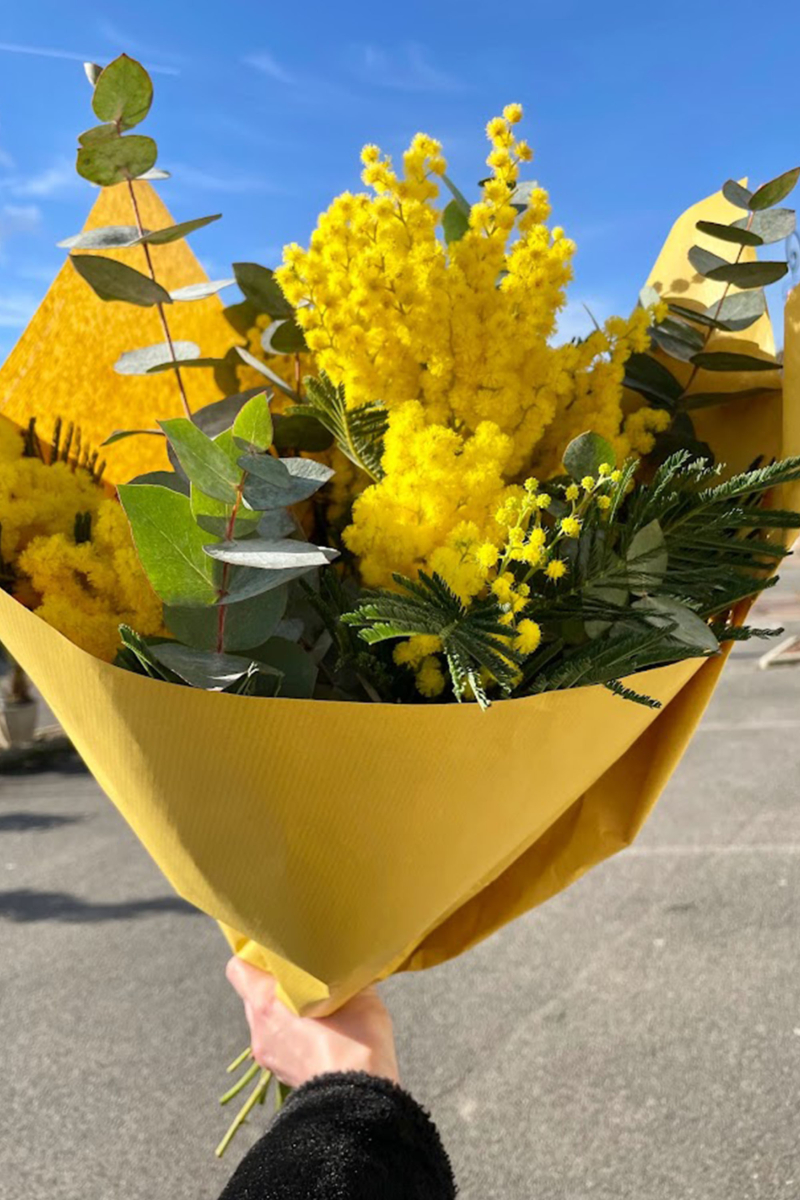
left=204, top=538, right=338, bottom=571
left=136, top=214, right=222, bottom=245
left=159, top=418, right=242, bottom=504
left=58, top=225, right=142, bottom=250
left=92, top=54, right=153, bottom=129
left=115, top=341, right=201, bottom=374
left=118, top=484, right=219, bottom=606
left=77, top=134, right=157, bottom=187
left=169, top=279, right=236, bottom=301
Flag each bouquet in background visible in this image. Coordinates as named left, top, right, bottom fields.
left=2, top=55, right=799, bottom=1152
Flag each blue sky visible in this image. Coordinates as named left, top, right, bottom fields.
left=0, top=0, right=798, bottom=359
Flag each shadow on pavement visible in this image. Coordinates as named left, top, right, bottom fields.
left=0, top=888, right=200, bottom=923
left=0, top=811, right=85, bottom=832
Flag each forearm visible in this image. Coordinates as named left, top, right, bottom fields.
left=217, top=1070, right=457, bottom=1199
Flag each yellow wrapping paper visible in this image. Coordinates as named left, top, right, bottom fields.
left=1, top=185, right=797, bottom=1018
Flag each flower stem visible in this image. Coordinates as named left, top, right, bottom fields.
left=215, top=1069, right=272, bottom=1158
left=215, top=478, right=245, bottom=652
left=226, top=1046, right=252, bottom=1074
left=219, top=1060, right=260, bottom=1105
left=125, top=176, right=192, bottom=419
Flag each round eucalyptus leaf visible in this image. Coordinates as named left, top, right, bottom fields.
left=78, top=123, right=118, bottom=147
left=77, top=134, right=157, bottom=187
left=688, top=245, right=728, bottom=277
left=92, top=54, right=153, bottom=130
left=233, top=262, right=293, bottom=318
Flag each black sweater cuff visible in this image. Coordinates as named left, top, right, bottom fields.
left=217, top=1070, right=457, bottom=1199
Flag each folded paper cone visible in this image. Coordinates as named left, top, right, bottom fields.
left=1, top=187, right=798, bottom=1018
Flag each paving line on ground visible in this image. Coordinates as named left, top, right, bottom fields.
left=626, top=843, right=800, bottom=856
left=697, top=719, right=800, bottom=732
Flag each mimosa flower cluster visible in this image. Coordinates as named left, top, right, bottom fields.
left=0, top=416, right=162, bottom=661
left=275, top=105, right=669, bottom=598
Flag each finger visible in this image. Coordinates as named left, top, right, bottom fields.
left=225, top=957, right=276, bottom=1004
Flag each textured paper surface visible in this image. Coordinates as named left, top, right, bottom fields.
left=0, top=182, right=242, bottom=482
left=1, top=187, right=797, bottom=1017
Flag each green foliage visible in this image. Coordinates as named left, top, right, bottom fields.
left=293, top=372, right=388, bottom=480
left=344, top=572, right=523, bottom=709
left=92, top=54, right=153, bottom=129
left=232, top=393, right=273, bottom=452
left=77, top=134, right=157, bottom=186
left=69, top=254, right=171, bottom=306
left=118, top=484, right=220, bottom=606
left=563, top=431, right=616, bottom=479
left=233, top=263, right=293, bottom=318
left=443, top=200, right=470, bottom=244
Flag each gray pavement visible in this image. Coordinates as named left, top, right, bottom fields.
left=1, top=616, right=799, bottom=1197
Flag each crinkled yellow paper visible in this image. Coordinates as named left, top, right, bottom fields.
left=0, top=186, right=797, bottom=1018
left=0, top=182, right=242, bottom=482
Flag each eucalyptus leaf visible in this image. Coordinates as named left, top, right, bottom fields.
left=250, top=636, right=318, bottom=699
left=626, top=520, right=668, bottom=591
left=159, top=418, right=242, bottom=503
left=690, top=351, right=779, bottom=373
left=443, top=199, right=469, bottom=244
left=233, top=262, right=293, bottom=318
left=150, top=644, right=279, bottom=692
left=235, top=347, right=302, bottom=401
left=220, top=562, right=326, bottom=604
left=668, top=290, right=766, bottom=334
left=704, top=260, right=788, bottom=288
left=77, top=134, right=157, bottom=187
left=441, top=174, right=470, bottom=215
left=127, top=470, right=189, bottom=494
left=749, top=167, right=800, bottom=212
left=147, top=356, right=226, bottom=372
left=273, top=413, right=334, bottom=452
left=695, top=219, right=763, bottom=247
left=70, top=254, right=171, bottom=306
left=117, top=484, right=219, bottom=606
left=137, top=167, right=170, bottom=180
left=733, top=208, right=795, bottom=245
left=240, top=455, right=334, bottom=508
left=92, top=54, right=153, bottom=130
left=77, top=123, right=118, bottom=146
left=639, top=284, right=661, bottom=310
left=257, top=509, right=296, bottom=539
left=650, top=317, right=705, bottom=362
left=264, top=317, right=307, bottom=354
left=204, top=538, right=338, bottom=571
left=563, top=431, right=616, bottom=481
left=721, top=180, right=752, bottom=209
left=170, top=279, right=236, bottom=301
left=58, top=224, right=141, bottom=250
left=84, top=62, right=103, bottom=86
left=623, top=352, right=683, bottom=408
left=633, top=596, right=719, bottom=654
left=102, top=427, right=163, bottom=446
left=232, top=392, right=273, bottom=451
left=274, top=618, right=304, bottom=642
left=585, top=582, right=628, bottom=640
left=164, top=585, right=287, bottom=653
left=688, top=245, right=728, bottom=277
left=115, top=341, right=200, bottom=374
left=137, top=214, right=222, bottom=245
left=190, top=389, right=265, bottom=438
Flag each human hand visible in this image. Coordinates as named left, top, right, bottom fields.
left=225, top=958, right=401, bottom=1090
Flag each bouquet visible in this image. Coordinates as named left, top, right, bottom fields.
left=2, top=55, right=799, bottom=1151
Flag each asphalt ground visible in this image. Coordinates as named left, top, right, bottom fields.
left=1, top=583, right=799, bottom=1199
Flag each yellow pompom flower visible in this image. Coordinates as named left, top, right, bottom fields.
left=545, top=558, right=568, bottom=581
left=393, top=634, right=444, bottom=668
left=565, top=483, right=580, bottom=502
left=596, top=494, right=612, bottom=511
left=581, top=476, right=595, bottom=491
left=503, top=103, right=524, bottom=124
left=560, top=516, right=581, bottom=538
left=514, top=618, right=542, bottom=654
left=415, top=655, right=446, bottom=698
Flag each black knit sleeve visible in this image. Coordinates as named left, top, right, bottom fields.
left=217, top=1070, right=458, bottom=1199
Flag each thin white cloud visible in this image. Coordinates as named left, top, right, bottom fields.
left=0, top=204, right=41, bottom=234
left=350, top=43, right=462, bottom=93
left=5, top=159, right=80, bottom=199
left=0, top=40, right=179, bottom=76
left=170, top=163, right=290, bottom=196
left=243, top=51, right=296, bottom=85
